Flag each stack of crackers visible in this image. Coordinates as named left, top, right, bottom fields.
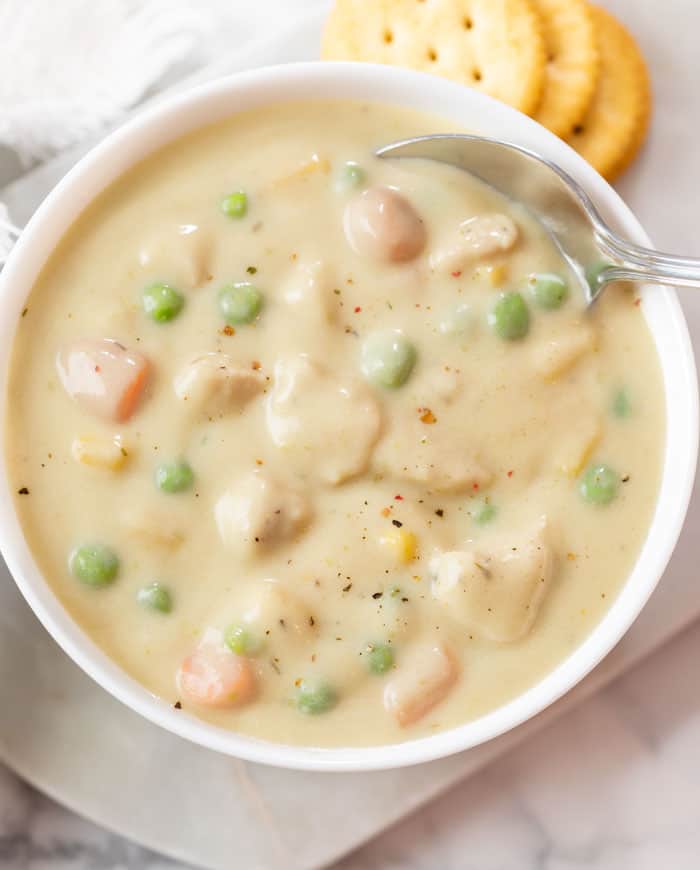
left=322, top=0, right=650, bottom=181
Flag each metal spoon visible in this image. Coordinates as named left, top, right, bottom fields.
left=377, top=134, right=700, bottom=305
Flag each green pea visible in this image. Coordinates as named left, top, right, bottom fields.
left=367, top=643, right=394, bottom=675
left=155, top=460, right=193, bottom=494
left=70, top=544, right=119, bottom=588
left=472, top=500, right=497, bottom=525
left=335, top=161, right=366, bottom=193
left=225, top=623, right=264, bottom=656
left=528, top=273, right=568, bottom=310
left=295, top=680, right=337, bottom=715
left=586, top=260, right=612, bottom=294
left=580, top=464, right=620, bottom=505
left=137, top=582, right=172, bottom=614
left=361, top=330, right=417, bottom=389
left=142, top=283, right=184, bottom=323
left=488, top=291, right=530, bottom=340
left=439, top=302, right=473, bottom=337
left=612, top=387, right=631, bottom=418
left=221, top=191, right=248, bottom=219
left=218, top=282, right=263, bottom=325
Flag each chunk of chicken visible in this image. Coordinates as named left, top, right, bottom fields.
left=56, top=339, right=149, bottom=422
left=176, top=627, right=256, bottom=708
left=282, top=260, right=336, bottom=312
left=275, top=259, right=339, bottom=348
left=265, top=355, right=381, bottom=484
left=344, top=186, right=427, bottom=263
left=138, top=222, right=213, bottom=289
left=430, top=522, right=554, bottom=642
left=215, top=470, right=311, bottom=558
left=532, top=324, right=596, bottom=381
left=383, top=642, right=458, bottom=726
left=241, top=580, right=316, bottom=640
left=430, top=213, right=518, bottom=272
left=173, top=353, right=265, bottom=417
left=374, top=414, right=491, bottom=493
left=120, top=504, right=185, bottom=548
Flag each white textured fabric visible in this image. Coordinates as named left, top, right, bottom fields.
left=0, top=0, right=328, bottom=264
left=0, top=203, right=20, bottom=265
left=0, top=0, right=215, bottom=164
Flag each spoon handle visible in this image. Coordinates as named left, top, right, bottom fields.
left=596, top=227, right=700, bottom=290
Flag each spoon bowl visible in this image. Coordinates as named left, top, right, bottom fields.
left=377, top=134, right=700, bottom=305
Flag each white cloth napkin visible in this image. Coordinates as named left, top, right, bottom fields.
left=0, top=203, right=20, bottom=265
left=0, top=0, right=221, bottom=261
left=0, top=0, right=216, bottom=165
left=0, top=0, right=328, bottom=264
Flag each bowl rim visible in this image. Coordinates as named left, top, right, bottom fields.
left=0, top=61, right=697, bottom=772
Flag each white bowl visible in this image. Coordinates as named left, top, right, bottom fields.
left=0, top=63, right=696, bottom=772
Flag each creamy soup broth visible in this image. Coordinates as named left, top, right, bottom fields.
left=6, top=101, right=664, bottom=746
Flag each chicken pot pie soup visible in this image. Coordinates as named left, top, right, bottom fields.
left=6, top=101, right=664, bottom=747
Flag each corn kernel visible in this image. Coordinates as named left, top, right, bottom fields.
left=71, top=435, right=128, bottom=470
left=378, top=528, right=418, bottom=564
left=474, top=263, right=508, bottom=287
left=487, top=264, right=508, bottom=286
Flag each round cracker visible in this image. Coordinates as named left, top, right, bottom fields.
left=321, top=0, right=547, bottom=116
left=530, top=0, right=599, bottom=137
left=567, top=5, right=651, bottom=181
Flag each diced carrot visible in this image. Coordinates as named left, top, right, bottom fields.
left=383, top=642, right=458, bottom=727
left=56, top=339, right=149, bottom=422
left=176, top=636, right=256, bottom=709
left=116, top=361, right=149, bottom=421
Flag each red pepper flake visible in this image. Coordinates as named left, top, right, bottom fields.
left=381, top=507, right=391, bottom=517
left=507, top=470, right=514, bottom=478
left=394, top=494, right=404, bottom=501
left=472, top=482, right=480, bottom=491
left=354, top=306, right=362, bottom=313
left=419, top=408, right=437, bottom=424
left=222, top=325, right=235, bottom=336
left=255, top=459, right=264, bottom=466
left=94, top=365, right=101, bottom=372
left=634, top=298, right=641, bottom=307
left=451, top=270, right=462, bottom=278
left=251, top=360, right=261, bottom=370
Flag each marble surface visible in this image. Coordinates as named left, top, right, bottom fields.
left=2, top=0, right=700, bottom=868
left=3, top=620, right=700, bottom=870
